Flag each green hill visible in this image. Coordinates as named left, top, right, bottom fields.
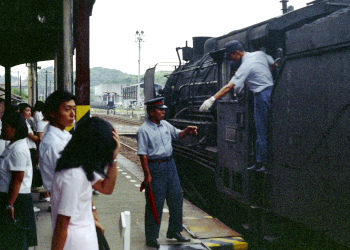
left=90, top=67, right=138, bottom=86
left=36, top=66, right=170, bottom=87
left=2, top=66, right=171, bottom=100
left=37, top=67, right=171, bottom=100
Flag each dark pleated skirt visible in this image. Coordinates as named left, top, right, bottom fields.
left=30, top=148, right=43, bottom=188
left=0, top=192, right=38, bottom=249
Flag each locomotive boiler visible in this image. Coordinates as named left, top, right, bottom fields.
left=146, top=0, right=350, bottom=248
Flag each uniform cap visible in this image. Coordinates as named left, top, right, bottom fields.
left=144, top=97, right=168, bottom=109
left=224, top=40, right=244, bottom=58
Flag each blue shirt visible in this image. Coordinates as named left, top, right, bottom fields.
left=137, top=119, right=180, bottom=159
left=230, top=51, right=274, bottom=95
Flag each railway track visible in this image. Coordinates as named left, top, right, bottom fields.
left=92, top=113, right=144, bottom=126
left=92, top=113, right=141, bottom=166
left=120, top=141, right=137, bottom=152
left=119, top=135, right=140, bottom=166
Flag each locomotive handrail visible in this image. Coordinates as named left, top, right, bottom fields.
left=174, top=107, right=189, bottom=119
left=167, top=62, right=216, bottom=76
left=176, top=81, right=218, bottom=105
left=168, top=118, right=216, bottom=125
left=177, top=81, right=217, bottom=88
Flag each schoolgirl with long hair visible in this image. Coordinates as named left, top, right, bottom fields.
left=50, top=117, right=120, bottom=250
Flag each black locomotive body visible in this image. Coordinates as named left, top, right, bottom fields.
left=158, top=1, right=350, bottom=248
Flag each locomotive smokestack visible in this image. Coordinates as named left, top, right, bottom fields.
left=281, top=0, right=288, bottom=14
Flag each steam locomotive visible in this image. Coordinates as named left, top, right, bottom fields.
left=148, top=0, right=350, bottom=248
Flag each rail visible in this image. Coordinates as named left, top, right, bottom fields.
left=120, top=141, right=137, bottom=152
left=92, top=113, right=144, bottom=127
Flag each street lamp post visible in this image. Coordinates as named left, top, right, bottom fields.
left=135, top=30, right=144, bottom=107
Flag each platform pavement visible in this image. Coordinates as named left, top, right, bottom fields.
left=32, top=154, right=214, bottom=250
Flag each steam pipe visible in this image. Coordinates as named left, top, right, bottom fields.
left=281, top=0, right=288, bottom=14
left=176, top=47, right=182, bottom=67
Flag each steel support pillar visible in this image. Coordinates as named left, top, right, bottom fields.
left=75, top=0, right=91, bottom=126
left=75, top=0, right=90, bottom=105
left=57, top=0, right=74, bottom=92
left=27, top=63, right=38, bottom=106
left=4, top=66, right=11, bottom=108
left=27, top=63, right=34, bottom=105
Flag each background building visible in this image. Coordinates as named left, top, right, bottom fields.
left=94, top=83, right=124, bottom=109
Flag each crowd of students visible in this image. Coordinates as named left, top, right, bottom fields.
left=0, top=90, right=120, bottom=250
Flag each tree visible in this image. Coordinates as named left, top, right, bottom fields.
left=12, top=88, right=28, bottom=99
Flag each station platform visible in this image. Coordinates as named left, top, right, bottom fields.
left=32, top=153, right=248, bottom=250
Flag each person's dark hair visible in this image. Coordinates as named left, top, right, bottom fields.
left=1, top=111, right=28, bottom=140
left=55, top=117, right=116, bottom=181
left=8, top=104, right=19, bottom=113
left=18, top=103, right=32, bottom=114
left=33, top=101, right=45, bottom=112
left=44, top=90, right=76, bottom=123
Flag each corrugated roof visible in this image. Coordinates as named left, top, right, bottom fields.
left=0, top=0, right=95, bottom=67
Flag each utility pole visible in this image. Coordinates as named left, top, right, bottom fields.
left=135, top=30, right=144, bottom=107
left=46, top=70, right=48, bottom=98
left=43, top=70, right=53, bottom=99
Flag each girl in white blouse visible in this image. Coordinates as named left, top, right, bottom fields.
left=0, top=111, right=37, bottom=248
left=51, top=117, right=120, bottom=250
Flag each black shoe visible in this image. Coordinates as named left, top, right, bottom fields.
left=247, top=165, right=259, bottom=170
left=257, top=166, right=268, bottom=172
left=248, top=162, right=268, bottom=171
left=146, top=239, right=160, bottom=248
left=247, top=163, right=262, bottom=170
left=166, top=231, right=190, bottom=242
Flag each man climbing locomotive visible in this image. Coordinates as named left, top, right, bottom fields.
left=200, top=40, right=275, bottom=172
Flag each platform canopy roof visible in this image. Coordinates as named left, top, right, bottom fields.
left=0, top=0, right=95, bottom=68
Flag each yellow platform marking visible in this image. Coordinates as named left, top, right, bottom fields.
left=76, top=105, right=90, bottom=122
left=202, top=237, right=248, bottom=250
left=66, top=105, right=90, bottom=132
left=188, top=226, right=211, bottom=233
left=183, top=216, right=213, bottom=219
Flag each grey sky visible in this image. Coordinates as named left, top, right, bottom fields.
left=3, top=0, right=308, bottom=77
